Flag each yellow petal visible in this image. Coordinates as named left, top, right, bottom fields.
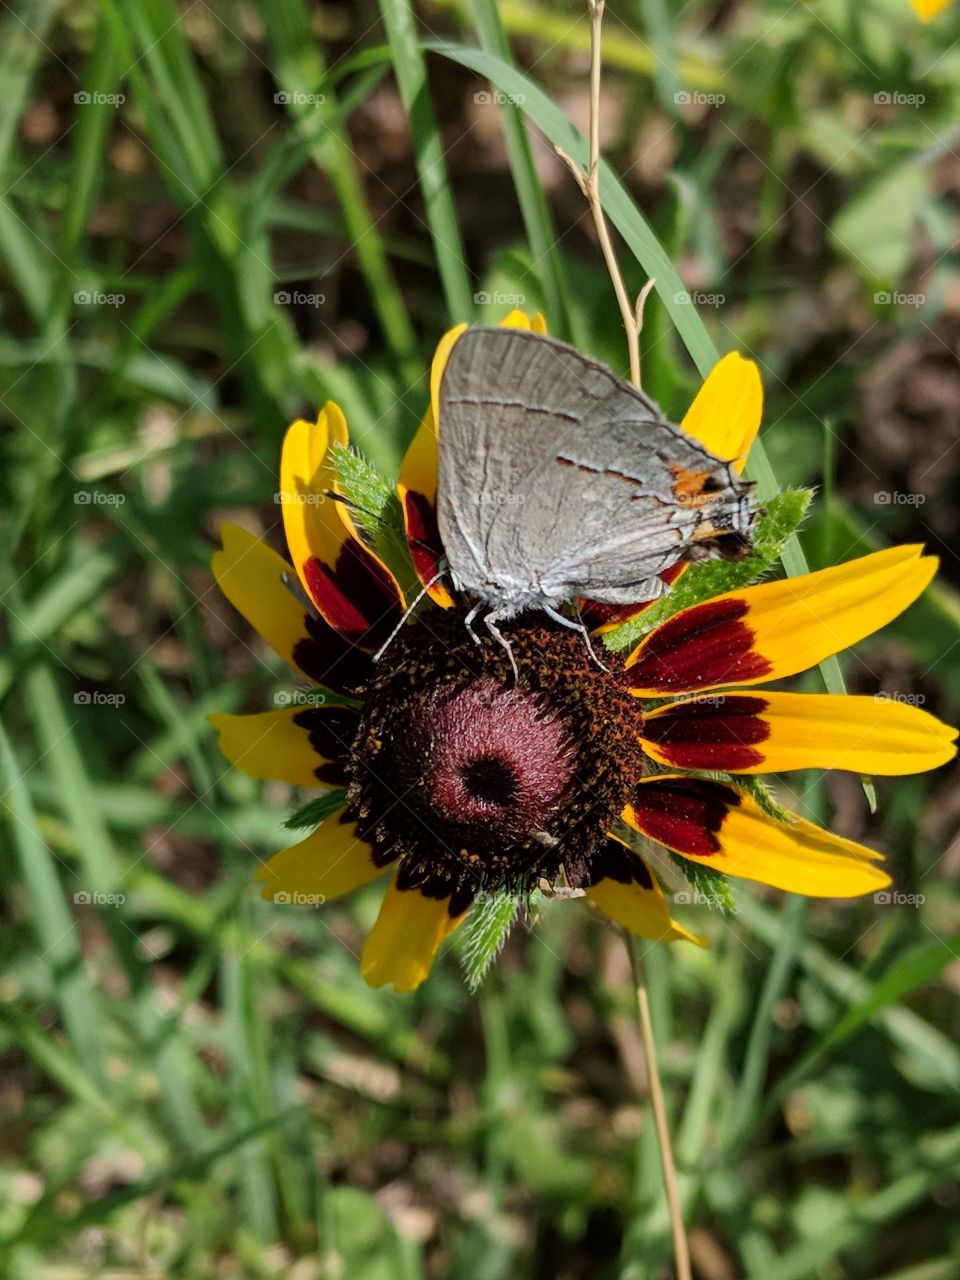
left=680, top=351, right=762, bottom=474
left=280, top=404, right=405, bottom=644
left=428, top=323, right=470, bottom=434
left=911, top=0, right=952, bottom=20
left=396, top=406, right=457, bottom=610
left=256, top=809, right=386, bottom=904
left=627, top=544, right=938, bottom=695
left=642, top=691, right=958, bottom=775
left=361, top=877, right=471, bottom=992
left=625, top=776, right=890, bottom=898
left=210, top=706, right=357, bottom=787
left=585, top=835, right=707, bottom=946
left=212, top=524, right=307, bottom=670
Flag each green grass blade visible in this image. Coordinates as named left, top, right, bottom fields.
left=770, top=933, right=960, bottom=1109
left=24, top=663, right=207, bottom=1148
left=766, top=1127, right=960, bottom=1280
left=0, top=0, right=61, bottom=178
left=741, top=898, right=960, bottom=1093
left=468, top=0, right=573, bottom=339
left=636, top=0, right=683, bottom=114
left=0, top=551, right=117, bottom=702
left=0, top=717, right=105, bottom=1085
left=259, top=0, right=418, bottom=375
left=378, top=2, right=475, bottom=320
left=723, top=895, right=806, bottom=1152
left=60, top=10, right=124, bottom=261
left=221, top=919, right=280, bottom=1240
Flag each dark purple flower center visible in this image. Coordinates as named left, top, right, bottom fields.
left=346, top=610, right=647, bottom=895
left=403, top=678, right=578, bottom=844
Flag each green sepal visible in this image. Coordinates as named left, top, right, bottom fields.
left=457, top=889, right=524, bottom=992
left=332, top=443, right=421, bottom=600
left=284, top=788, right=348, bottom=831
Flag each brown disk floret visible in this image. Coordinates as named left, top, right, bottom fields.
left=343, top=610, right=647, bottom=905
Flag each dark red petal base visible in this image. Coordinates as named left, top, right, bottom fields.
left=627, top=597, right=773, bottom=693
left=630, top=776, right=740, bottom=856
left=303, top=540, right=403, bottom=649
left=292, top=613, right=372, bottom=695
left=586, top=835, right=654, bottom=890
left=643, top=694, right=770, bottom=770
left=402, top=490, right=447, bottom=594
left=292, top=706, right=361, bottom=785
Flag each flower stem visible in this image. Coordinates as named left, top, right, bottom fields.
left=625, top=931, right=692, bottom=1280
left=557, top=0, right=646, bottom=388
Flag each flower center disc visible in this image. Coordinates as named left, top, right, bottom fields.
left=406, top=678, right=578, bottom=845
left=346, top=611, right=646, bottom=894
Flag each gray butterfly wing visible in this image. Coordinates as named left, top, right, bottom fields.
left=437, top=327, right=752, bottom=608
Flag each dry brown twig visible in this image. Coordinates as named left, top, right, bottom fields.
left=556, top=3, right=693, bottom=1276
left=556, top=0, right=655, bottom=390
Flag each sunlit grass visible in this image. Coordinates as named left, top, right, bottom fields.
left=1, top=1, right=959, bottom=1276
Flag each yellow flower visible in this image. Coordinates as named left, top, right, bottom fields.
left=211, top=313, right=956, bottom=992
left=911, top=0, right=952, bottom=18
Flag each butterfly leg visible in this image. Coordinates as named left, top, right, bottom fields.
left=463, top=600, right=485, bottom=645
left=542, top=603, right=610, bottom=673
left=483, top=610, right=520, bottom=682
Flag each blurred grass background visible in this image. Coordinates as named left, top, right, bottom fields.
left=2, top=0, right=960, bottom=1276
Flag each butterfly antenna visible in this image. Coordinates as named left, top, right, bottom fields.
left=372, top=571, right=446, bottom=663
